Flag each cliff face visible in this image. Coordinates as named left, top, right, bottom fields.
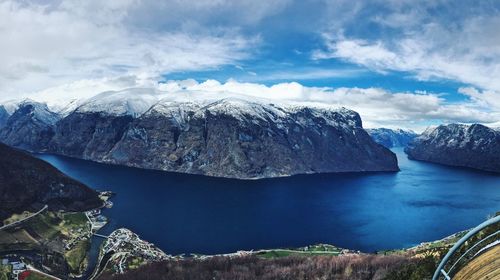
left=101, top=100, right=398, bottom=178
left=49, top=112, right=133, bottom=159
left=405, top=124, right=500, bottom=173
left=366, top=128, right=417, bottom=148
left=0, top=106, right=9, bottom=128
left=0, top=143, right=102, bottom=224
left=0, top=97, right=399, bottom=179
left=0, top=101, right=59, bottom=151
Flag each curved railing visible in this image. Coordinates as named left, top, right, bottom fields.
left=433, top=215, right=500, bottom=280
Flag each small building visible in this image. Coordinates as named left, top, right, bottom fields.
left=11, top=261, right=26, bottom=271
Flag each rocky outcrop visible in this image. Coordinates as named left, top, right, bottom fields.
left=0, top=100, right=60, bottom=151
left=405, top=124, right=500, bottom=173
left=0, top=143, right=102, bottom=224
left=366, top=128, right=417, bottom=148
left=0, top=97, right=399, bottom=179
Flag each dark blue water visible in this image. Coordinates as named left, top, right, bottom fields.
left=36, top=148, right=499, bottom=255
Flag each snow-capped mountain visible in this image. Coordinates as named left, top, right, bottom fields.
left=0, top=90, right=399, bottom=178
left=405, top=123, right=500, bottom=173
left=0, top=100, right=60, bottom=150
left=366, top=128, right=418, bottom=148
left=76, top=88, right=169, bottom=117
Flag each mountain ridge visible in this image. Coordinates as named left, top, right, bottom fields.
left=0, top=143, right=102, bottom=224
left=0, top=96, right=399, bottom=179
left=405, top=123, right=500, bottom=173
left=366, top=128, right=418, bottom=148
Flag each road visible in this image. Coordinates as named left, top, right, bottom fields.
left=453, top=244, right=500, bottom=280
left=0, top=205, right=48, bottom=231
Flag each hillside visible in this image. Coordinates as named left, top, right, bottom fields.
left=0, top=143, right=102, bottom=224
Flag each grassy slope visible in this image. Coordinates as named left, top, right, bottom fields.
left=0, top=211, right=91, bottom=275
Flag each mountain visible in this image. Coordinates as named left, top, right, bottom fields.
left=0, top=91, right=399, bottom=179
left=366, top=128, right=417, bottom=148
left=405, top=124, right=500, bottom=173
left=0, top=143, right=102, bottom=224
left=0, top=100, right=60, bottom=151
left=0, top=106, right=9, bottom=128
left=101, top=99, right=399, bottom=178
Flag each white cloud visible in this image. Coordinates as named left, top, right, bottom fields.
left=0, top=0, right=259, bottom=99
left=314, top=1, right=500, bottom=104
left=458, top=87, right=500, bottom=112
left=1, top=0, right=498, bottom=131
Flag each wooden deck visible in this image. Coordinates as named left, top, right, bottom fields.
left=453, top=244, right=500, bottom=280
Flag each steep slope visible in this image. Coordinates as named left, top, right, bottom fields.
left=0, top=94, right=399, bottom=179
left=49, top=112, right=133, bottom=159
left=101, top=99, right=398, bottom=179
left=405, top=124, right=500, bottom=173
left=0, top=100, right=60, bottom=150
left=0, top=106, right=9, bottom=128
left=366, top=128, right=417, bottom=148
left=0, top=143, right=102, bottom=224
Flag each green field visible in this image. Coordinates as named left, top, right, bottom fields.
left=62, top=213, right=88, bottom=228
left=25, top=212, right=62, bottom=240
left=126, top=257, right=147, bottom=270
left=25, top=272, right=53, bottom=280
left=0, top=211, right=92, bottom=276
left=0, top=264, right=11, bottom=280
left=256, top=244, right=344, bottom=259
left=65, top=239, right=90, bottom=273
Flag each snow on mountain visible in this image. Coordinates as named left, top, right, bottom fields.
left=197, top=98, right=287, bottom=123
left=0, top=88, right=399, bottom=178
left=405, top=123, right=500, bottom=172
left=366, top=128, right=418, bottom=148
left=15, top=99, right=60, bottom=125
left=76, top=88, right=169, bottom=117
left=147, top=97, right=361, bottom=132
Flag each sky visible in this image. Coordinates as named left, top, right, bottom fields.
left=1, top=0, right=499, bottom=131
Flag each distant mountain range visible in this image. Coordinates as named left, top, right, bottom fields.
left=405, top=124, right=500, bottom=173
left=0, top=90, right=399, bottom=179
left=366, top=128, right=418, bottom=148
left=0, top=143, right=102, bottom=224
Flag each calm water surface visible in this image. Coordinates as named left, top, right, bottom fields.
left=36, top=148, right=500, bottom=254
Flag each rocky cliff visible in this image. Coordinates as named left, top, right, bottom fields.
left=0, top=95, right=399, bottom=179
left=366, top=128, right=417, bottom=148
left=0, top=106, right=9, bottom=128
left=405, top=124, right=500, bottom=173
left=0, top=100, right=59, bottom=151
left=0, top=143, right=102, bottom=224
left=103, top=99, right=398, bottom=178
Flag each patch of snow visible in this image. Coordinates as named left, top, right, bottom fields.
left=76, top=88, right=169, bottom=116
left=18, top=99, right=60, bottom=125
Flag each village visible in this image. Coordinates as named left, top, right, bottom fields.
left=0, top=192, right=112, bottom=280
left=92, top=228, right=170, bottom=277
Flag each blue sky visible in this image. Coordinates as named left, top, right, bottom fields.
left=0, top=0, right=499, bottom=130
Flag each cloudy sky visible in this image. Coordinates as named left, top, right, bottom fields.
left=1, top=0, right=499, bottom=130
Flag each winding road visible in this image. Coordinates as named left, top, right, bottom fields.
left=0, top=205, right=48, bottom=231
